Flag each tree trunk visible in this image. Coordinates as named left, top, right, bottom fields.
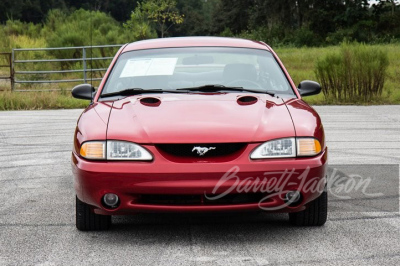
left=391, top=0, right=395, bottom=17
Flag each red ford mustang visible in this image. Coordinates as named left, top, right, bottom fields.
left=71, top=37, right=328, bottom=231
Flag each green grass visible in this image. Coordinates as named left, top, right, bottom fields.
left=0, top=91, right=89, bottom=110
left=276, top=44, right=400, bottom=105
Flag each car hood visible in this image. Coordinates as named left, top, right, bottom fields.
left=106, top=93, right=295, bottom=144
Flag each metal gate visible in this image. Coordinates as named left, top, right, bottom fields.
left=11, top=44, right=121, bottom=92
left=0, top=52, right=12, bottom=90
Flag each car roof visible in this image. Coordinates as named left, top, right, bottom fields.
left=122, top=37, right=270, bottom=52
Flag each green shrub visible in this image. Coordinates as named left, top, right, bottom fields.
left=2, top=20, right=42, bottom=38
left=44, top=9, right=130, bottom=69
left=292, top=27, right=320, bottom=47
left=45, top=9, right=130, bottom=47
left=315, top=42, right=389, bottom=102
left=219, top=27, right=234, bottom=37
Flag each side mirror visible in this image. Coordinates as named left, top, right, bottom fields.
left=71, top=84, right=95, bottom=100
left=297, top=80, right=321, bottom=97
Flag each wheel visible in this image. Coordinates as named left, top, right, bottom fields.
left=289, top=190, right=327, bottom=226
left=76, top=196, right=111, bottom=231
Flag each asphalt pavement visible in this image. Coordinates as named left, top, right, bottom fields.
left=0, top=106, right=399, bottom=265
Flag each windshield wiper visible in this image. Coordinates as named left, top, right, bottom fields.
left=100, top=85, right=276, bottom=99
left=100, top=88, right=188, bottom=98
left=176, top=84, right=275, bottom=97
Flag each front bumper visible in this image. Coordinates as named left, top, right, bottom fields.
left=72, top=144, right=327, bottom=215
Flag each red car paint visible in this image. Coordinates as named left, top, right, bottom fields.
left=72, top=37, right=327, bottom=216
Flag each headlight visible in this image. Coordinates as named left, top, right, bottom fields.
left=80, top=141, right=153, bottom=161
left=250, top=137, right=321, bottom=159
left=107, top=141, right=153, bottom=161
left=250, top=138, right=296, bottom=159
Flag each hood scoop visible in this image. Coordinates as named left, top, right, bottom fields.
left=237, top=95, right=258, bottom=106
left=108, top=93, right=296, bottom=143
left=140, top=97, right=161, bottom=107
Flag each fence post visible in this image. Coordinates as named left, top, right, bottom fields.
left=82, top=47, right=87, bottom=83
left=11, top=49, right=15, bottom=91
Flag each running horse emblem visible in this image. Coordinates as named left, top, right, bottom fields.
left=192, top=146, right=216, bottom=156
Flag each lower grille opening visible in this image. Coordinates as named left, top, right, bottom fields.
left=138, top=193, right=266, bottom=206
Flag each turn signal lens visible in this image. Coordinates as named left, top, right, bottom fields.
left=80, top=141, right=105, bottom=159
left=297, top=138, right=321, bottom=156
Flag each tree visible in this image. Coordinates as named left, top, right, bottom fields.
left=372, top=0, right=400, bottom=39
left=123, top=3, right=157, bottom=40
left=172, top=0, right=210, bottom=36
left=0, top=0, right=67, bottom=24
left=63, top=0, right=136, bottom=22
left=140, top=0, right=184, bottom=38
left=211, top=0, right=254, bottom=35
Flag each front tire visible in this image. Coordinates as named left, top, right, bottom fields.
left=289, top=190, right=327, bottom=226
left=76, top=196, right=111, bottom=231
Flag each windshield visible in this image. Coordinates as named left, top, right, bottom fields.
left=101, top=47, right=295, bottom=96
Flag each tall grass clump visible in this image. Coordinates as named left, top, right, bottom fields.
left=0, top=91, right=88, bottom=110
left=315, top=42, right=389, bottom=102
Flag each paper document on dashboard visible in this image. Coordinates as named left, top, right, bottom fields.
left=120, top=58, right=178, bottom=77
